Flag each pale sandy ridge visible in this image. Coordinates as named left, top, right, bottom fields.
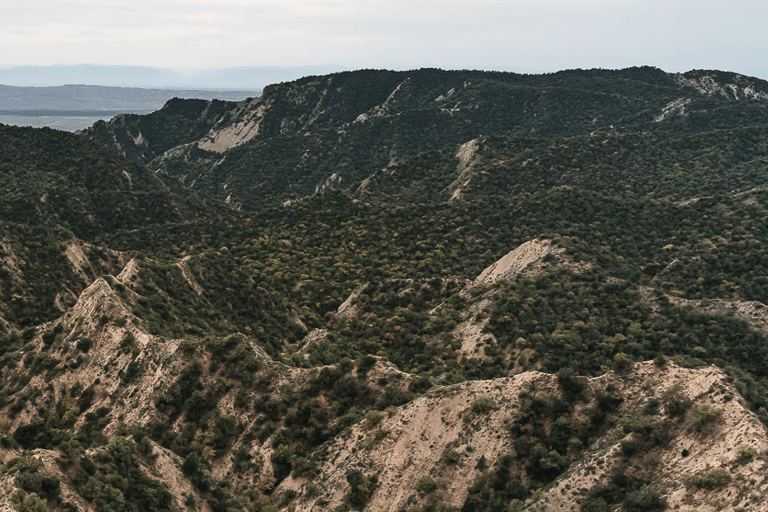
left=279, top=361, right=768, bottom=512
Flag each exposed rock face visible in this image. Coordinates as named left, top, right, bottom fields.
left=449, top=138, right=482, bottom=201
left=336, top=284, right=368, bottom=318
left=277, top=362, right=768, bottom=512
left=196, top=100, right=266, bottom=153
left=655, top=98, right=693, bottom=122
left=674, top=73, right=768, bottom=101
left=0, top=246, right=766, bottom=511
left=474, top=239, right=563, bottom=285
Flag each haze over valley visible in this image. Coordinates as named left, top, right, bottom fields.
left=0, top=81, right=261, bottom=132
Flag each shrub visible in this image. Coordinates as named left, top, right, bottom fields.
left=662, top=393, right=691, bottom=417
left=281, top=489, right=297, bottom=505
left=696, top=468, right=731, bottom=489
left=643, top=398, right=661, bottom=416
left=579, top=497, right=610, bottom=512
left=271, top=444, right=295, bottom=482
left=557, top=367, right=585, bottom=397
left=305, top=483, right=319, bottom=498
left=41, top=330, right=56, bottom=347
left=441, top=449, right=460, bottom=465
left=620, top=440, right=641, bottom=457
left=416, top=475, right=437, bottom=494
left=689, top=405, right=721, bottom=433
left=364, top=410, right=383, bottom=427
left=533, top=448, right=567, bottom=479
left=612, top=353, right=633, bottom=372
left=11, top=491, right=48, bottom=512
left=618, top=417, right=652, bottom=435
left=622, top=488, right=667, bottom=512
left=346, top=470, right=374, bottom=508
left=290, top=456, right=315, bottom=478
left=734, top=445, right=757, bottom=464
left=232, top=446, right=254, bottom=474
left=409, top=376, right=433, bottom=394
left=76, top=337, right=93, bottom=353
left=471, top=396, right=495, bottom=415
left=182, top=452, right=202, bottom=476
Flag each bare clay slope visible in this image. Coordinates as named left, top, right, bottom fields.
left=1, top=240, right=768, bottom=511
left=280, top=362, right=768, bottom=512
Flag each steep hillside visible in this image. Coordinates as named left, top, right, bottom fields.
left=2, top=224, right=768, bottom=511
left=2, top=250, right=768, bottom=512
left=81, top=67, right=768, bottom=209
left=280, top=362, right=768, bottom=512
left=0, top=124, right=210, bottom=239
left=0, top=123, right=219, bottom=331
left=6, top=67, right=768, bottom=512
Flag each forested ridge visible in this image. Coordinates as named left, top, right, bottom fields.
left=1, top=67, right=768, bottom=511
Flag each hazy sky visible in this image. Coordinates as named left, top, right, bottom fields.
left=3, top=0, right=767, bottom=78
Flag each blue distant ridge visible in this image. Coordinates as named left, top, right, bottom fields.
left=0, top=109, right=154, bottom=117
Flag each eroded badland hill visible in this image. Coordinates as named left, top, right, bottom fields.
left=3, top=67, right=768, bottom=511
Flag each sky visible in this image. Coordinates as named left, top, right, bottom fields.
left=2, top=0, right=768, bottom=81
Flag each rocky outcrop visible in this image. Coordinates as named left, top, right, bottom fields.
left=279, top=361, right=768, bottom=512
left=473, top=239, right=564, bottom=285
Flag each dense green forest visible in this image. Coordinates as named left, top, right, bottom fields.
left=3, top=67, right=768, bottom=511
left=82, top=66, right=768, bottom=209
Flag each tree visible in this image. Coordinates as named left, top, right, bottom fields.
left=622, top=488, right=666, bottom=512
left=346, top=469, right=374, bottom=509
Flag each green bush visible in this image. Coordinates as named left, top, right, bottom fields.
left=290, top=456, right=315, bottom=478
left=364, top=410, right=383, bottom=427
left=182, top=452, right=202, bottom=476
left=579, top=497, right=610, bottom=512
left=689, top=405, right=721, bottom=433
left=441, top=449, right=460, bottom=465
left=620, top=439, right=641, bottom=457
left=612, top=353, right=633, bottom=372
left=662, top=394, right=690, bottom=417
left=696, top=468, right=731, bottom=489
left=471, top=396, right=495, bottom=415
left=11, top=491, right=48, bottom=512
left=417, top=475, right=437, bottom=494
left=76, top=337, right=93, bottom=353
left=734, top=445, right=757, bottom=464
left=622, top=488, right=666, bottom=512
left=557, top=367, right=586, bottom=397
left=345, top=469, right=374, bottom=509
left=643, top=398, right=661, bottom=416
left=305, top=483, right=319, bottom=498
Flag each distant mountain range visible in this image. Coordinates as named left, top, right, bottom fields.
left=0, top=84, right=260, bottom=112
left=0, top=64, right=349, bottom=89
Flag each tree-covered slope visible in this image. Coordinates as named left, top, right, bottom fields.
left=0, top=123, right=218, bottom=330
left=0, top=124, right=211, bottom=239
left=82, top=67, right=768, bottom=209
left=5, top=67, right=768, bottom=512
